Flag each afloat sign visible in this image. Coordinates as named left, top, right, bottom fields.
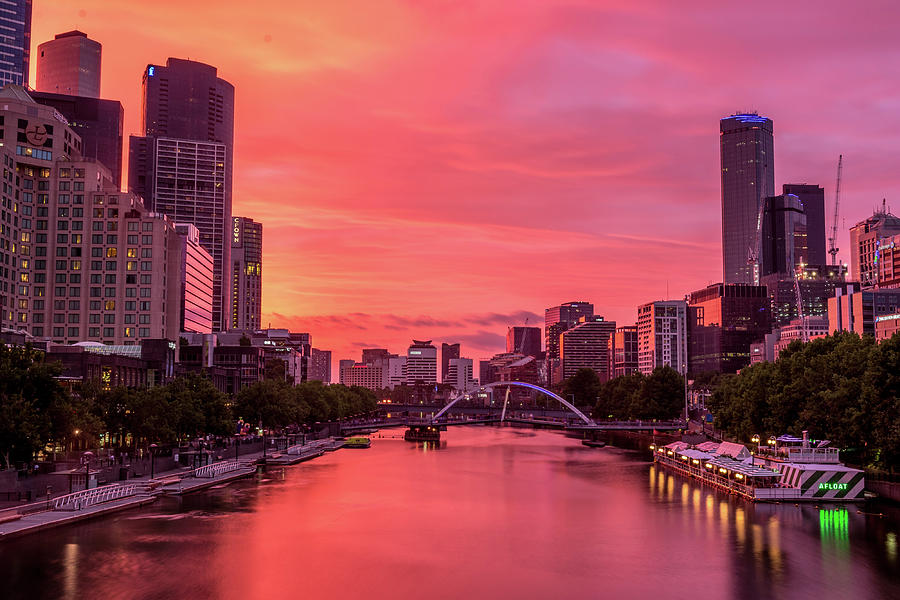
left=819, top=482, right=848, bottom=491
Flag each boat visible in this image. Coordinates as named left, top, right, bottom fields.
left=344, top=436, right=371, bottom=449
left=582, top=439, right=606, bottom=448
left=404, top=425, right=441, bottom=442
left=651, top=432, right=865, bottom=503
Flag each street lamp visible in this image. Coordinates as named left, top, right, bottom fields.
left=750, top=434, right=760, bottom=466
left=767, top=436, right=777, bottom=457
left=82, top=451, right=94, bottom=491
left=149, top=443, right=158, bottom=479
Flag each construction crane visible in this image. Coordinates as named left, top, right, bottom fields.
left=828, top=155, right=843, bottom=266
left=748, top=199, right=767, bottom=285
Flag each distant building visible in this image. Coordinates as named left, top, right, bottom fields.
left=761, top=193, right=807, bottom=277
left=46, top=339, right=175, bottom=388
left=362, top=348, right=391, bottom=364
left=761, top=264, right=852, bottom=328
left=720, top=113, right=775, bottom=285
left=875, top=312, right=900, bottom=342
left=849, top=205, right=900, bottom=287
left=308, top=348, right=332, bottom=383
left=440, top=342, right=460, bottom=381
left=753, top=316, right=830, bottom=364
left=0, top=0, right=31, bottom=87
left=445, top=357, right=475, bottom=393
left=230, top=216, right=262, bottom=330
left=407, top=340, right=437, bottom=384
left=783, top=184, right=826, bottom=267
left=637, top=301, right=688, bottom=375
left=174, top=223, right=214, bottom=334
left=36, top=30, right=101, bottom=98
left=828, top=286, right=900, bottom=336
left=609, top=325, right=638, bottom=378
left=385, top=356, right=407, bottom=389
left=558, top=317, right=616, bottom=383
left=506, top=326, right=541, bottom=358
left=687, top=283, right=770, bottom=375
left=340, top=363, right=383, bottom=391
left=545, top=302, right=594, bottom=361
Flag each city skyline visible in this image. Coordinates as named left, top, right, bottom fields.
left=30, top=1, right=900, bottom=363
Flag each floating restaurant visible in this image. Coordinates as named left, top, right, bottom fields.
left=651, top=433, right=865, bottom=502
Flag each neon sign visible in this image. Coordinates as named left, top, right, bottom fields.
left=233, top=217, right=241, bottom=245
left=148, top=66, right=155, bottom=77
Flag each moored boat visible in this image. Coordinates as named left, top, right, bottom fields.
left=344, top=436, right=371, bottom=448
left=582, top=439, right=606, bottom=448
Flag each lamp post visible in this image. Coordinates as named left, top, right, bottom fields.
left=751, top=434, right=760, bottom=466
left=82, top=451, right=94, bottom=491
left=149, top=443, right=158, bottom=479
left=767, top=435, right=777, bottom=458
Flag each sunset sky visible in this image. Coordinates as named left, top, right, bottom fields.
left=32, top=1, right=900, bottom=370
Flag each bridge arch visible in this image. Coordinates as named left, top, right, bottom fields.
left=432, top=381, right=593, bottom=425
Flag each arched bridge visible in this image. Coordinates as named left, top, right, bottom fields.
left=432, top=381, right=593, bottom=425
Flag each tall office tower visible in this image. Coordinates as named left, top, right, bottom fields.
left=36, top=31, right=101, bottom=97
left=636, top=300, right=688, bottom=376
left=31, top=92, right=124, bottom=189
left=129, top=58, right=235, bottom=331
left=440, top=342, right=460, bottom=381
left=687, top=284, right=770, bottom=374
left=174, top=223, right=214, bottom=333
left=407, top=340, right=437, bottom=384
left=445, top=357, right=475, bottom=392
left=849, top=205, right=900, bottom=287
left=760, top=194, right=807, bottom=276
left=506, top=326, right=541, bottom=358
left=558, top=317, right=616, bottom=383
left=229, top=216, right=262, bottom=330
left=609, top=324, right=638, bottom=379
left=544, top=301, right=594, bottom=361
left=783, top=184, right=826, bottom=266
left=0, top=0, right=31, bottom=87
left=308, top=348, right=331, bottom=383
left=720, top=113, right=775, bottom=284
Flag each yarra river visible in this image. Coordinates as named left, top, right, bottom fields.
left=1, top=427, right=899, bottom=599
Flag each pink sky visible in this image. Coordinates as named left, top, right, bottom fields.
left=32, top=1, right=900, bottom=370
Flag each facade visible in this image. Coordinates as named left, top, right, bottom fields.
left=828, top=286, right=900, bottom=337
left=875, top=234, right=900, bottom=288
left=445, top=357, right=475, bottom=393
left=47, top=339, right=175, bottom=388
left=385, top=355, right=407, bottom=389
left=440, top=342, right=460, bottom=381
left=308, top=348, right=331, bottom=383
left=506, top=326, right=541, bottom=358
left=875, top=312, right=900, bottom=342
left=559, top=317, right=616, bottom=382
left=545, top=301, right=594, bottom=377
left=761, top=193, right=807, bottom=277
left=0, top=0, right=31, bottom=87
left=340, top=363, right=383, bottom=391
left=609, top=324, right=638, bottom=378
left=688, top=283, right=770, bottom=375
left=407, top=340, right=437, bottom=384
left=230, top=216, right=262, bottom=330
left=849, top=206, right=900, bottom=287
left=179, top=342, right=265, bottom=396
left=30, top=92, right=124, bottom=190
left=36, top=30, right=101, bottom=98
left=720, top=113, right=775, bottom=284
left=783, top=184, right=826, bottom=267
left=129, top=58, right=235, bottom=331
left=761, top=264, right=851, bottom=328
left=173, top=223, right=214, bottom=333
left=361, top=348, right=391, bottom=364
left=637, top=301, right=688, bottom=376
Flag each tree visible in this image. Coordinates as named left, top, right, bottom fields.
left=631, top=366, right=684, bottom=420
left=562, top=368, right=602, bottom=408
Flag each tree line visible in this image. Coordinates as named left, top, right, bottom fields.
left=708, top=332, right=900, bottom=471
left=554, top=366, right=685, bottom=420
left=0, top=345, right=378, bottom=469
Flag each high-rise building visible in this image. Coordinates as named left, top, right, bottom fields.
left=445, top=357, right=475, bottom=393
left=506, top=326, right=541, bottom=359
left=559, top=317, right=616, bottom=383
left=544, top=301, right=594, bottom=361
left=174, top=223, right=214, bottom=334
left=0, top=1, right=31, bottom=87
left=636, top=301, right=688, bottom=376
left=783, top=184, right=826, bottom=267
left=385, top=355, right=407, bottom=389
left=828, top=286, right=900, bottom=336
left=230, top=216, right=262, bottom=330
left=308, top=348, right=331, bottom=383
left=720, top=113, right=775, bottom=284
left=30, top=92, right=124, bottom=189
left=36, top=30, right=101, bottom=98
left=440, top=342, right=460, bottom=381
left=361, top=348, right=391, bottom=364
left=761, top=264, right=851, bottom=328
left=761, top=194, right=807, bottom=277
left=129, top=58, right=235, bottom=331
left=849, top=205, right=900, bottom=287
left=609, top=325, right=638, bottom=379
left=687, top=283, right=770, bottom=374
left=407, top=340, right=437, bottom=384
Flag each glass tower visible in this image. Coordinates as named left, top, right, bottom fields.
left=0, top=0, right=32, bottom=87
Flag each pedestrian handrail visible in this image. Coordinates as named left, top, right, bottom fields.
left=53, top=483, right=137, bottom=511
left=193, top=460, right=241, bottom=478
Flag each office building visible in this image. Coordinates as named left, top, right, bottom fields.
left=783, top=184, right=826, bottom=267
left=875, top=312, right=900, bottom=342
left=506, top=326, right=541, bottom=359
left=849, top=205, right=900, bottom=287
left=545, top=301, right=594, bottom=363
left=340, top=363, right=383, bottom=391
left=129, top=58, right=235, bottom=331
left=407, top=340, right=437, bottom=384
left=229, top=216, right=262, bottom=330
left=874, top=234, right=900, bottom=288
left=687, top=283, right=771, bottom=374
left=173, top=223, right=214, bottom=333
left=385, top=355, right=407, bottom=389
left=761, top=193, right=807, bottom=277
left=637, top=301, right=688, bottom=376
left=36, top=30, right=101, bottom=98
left=441, top=342, right=460, bottom=381
left=720, top=113, right=775, bottom=284
left=828, top=286, right=900, bottom=337
left=361, top=348, right=391, bottom=364
left=445, top=357, right=475, bottom=393
left=0, top=0, right=31, bottom=87
left=761, top=264, right=851, bottom=328
left=609, top=324, right=638, bottom=378
left=559, top=316, right=616, bottom=383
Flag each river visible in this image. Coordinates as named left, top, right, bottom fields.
left=2, top=427, right=898, bottom=599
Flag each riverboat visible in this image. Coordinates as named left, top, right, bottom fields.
left=651, top=433, right=865, bottom=503
left=344, top=436, right=371, bottom=448
left=404, top=425, right=441, bottom=442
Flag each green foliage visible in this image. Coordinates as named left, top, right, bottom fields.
left=707, top=331, right=900, bottom=470
left=562, top=368, right=602, bottom=408
left=235, top=379, right=378, bottom=430
left=591, top=366, right=685, bottom=421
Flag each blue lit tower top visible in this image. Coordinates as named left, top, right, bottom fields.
left=0, top=0, right=32, bottom=87
left=720, top=112, right=775, bottom=285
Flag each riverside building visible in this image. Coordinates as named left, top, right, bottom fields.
left=558, top=316, right=616, bottom=383
left=407, top=340, right=437, bottom=384
left=636, top=300, right=688, bottom=376
left=230, top=216, right=262, bottom=330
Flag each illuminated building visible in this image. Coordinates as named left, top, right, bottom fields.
left=407, top=340, right=437, bottom=384
left=609, top=324, right=638, bottom=378
left=0, top=0, right=31, bottom=87
left=129, top=58, right=235, bottom=331
left=637, top=300, right=688, bottom=376
left=849, top=206, right=900, bottom=287
left=783, top=184, right=826, bottom=267
left=230, top=216, right=262, bottom=330
left=558, top=316, right=616, bottom=383
left=174, top=223, right=214, bottom=333
left=828, top=286, right=900, bottom=336
left=720, top=113, right=775, bottom=284
left=875, top=312, right=900, bottom=342
left=36, top=30, right=101, bottom=98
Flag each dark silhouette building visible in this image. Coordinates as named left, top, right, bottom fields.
left=720, top=113, right=775, bottom=284
left=441, top=342, right=460, bottom=381
left=609, top=324, right=638, bottom=378
left=506, top=326, right=541, bottom=359
left=544, top=301, right=594, bottom=361
left=0, top=0, right=31, bottom=87
left=230, top=216, right=262, bottom=330
left=783, top=184, right=826, bottom=267
left=36, top=30, right=101, bottom=98
left=761, top=193, right=807, bottom=277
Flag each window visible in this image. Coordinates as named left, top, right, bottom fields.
left=140, top=275, right=152, bottom=284
left=104, top=300, right=115, bottom=310
left=142, top=222, right=153, bottom=231
left=139, top=314, right=151, bottom=324
left=89, top=314, right=100, bottom=323
left=105, top=274, right=116, bottom=284
left=67, top=327, right=79, bottom=337
left=139, top=328, right=150, bottom=337
left=124, top=314, right=135, bottom=324
left=68, top=314, right=79, bottom=323
left=104, top=314, right=115, bottom=324
left=127, top=248, right=137, bottom=258
left=125, top=301, right=136, bottom=311
left=106, top=248, right=117, bottom=257
left=103, top=327, right=114, bottom=337
left=89, top=327, right=100, bottom=337
left=141, top=248, right=152, bottom=258
left=105, top=287, right=116, bottom=297
left=127, top=235, right=138, bottom=244
left=141, top=235, right=152, bottom=244
left=140, top=288, right=151, bottom=298
left=139, top=301, right=151, bottom=311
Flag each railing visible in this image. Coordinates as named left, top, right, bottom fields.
left=192, top=460, right=241, bottom=478
left=53, top=483, right=137, bottom=511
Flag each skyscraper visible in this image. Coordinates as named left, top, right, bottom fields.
left=544, top=302, right=594, bottom=361
left=36, top=30, right=101, bottom=98
left=720, top=113, right=775, bottom=284
left=849, top=205, right=900, bottom=287
left=506, top=326, right=541, bottom=359
left=440, top=342, right=460, bottom=381
left=408, top=340, right=437, bottom=384
left=559, top=317, right=616, bottom=383
left=636, top=300, right=688, bottom=376
left=230, top=216, right=262, bottom=330
left=0, top=0, right=31, bottom=87
left=129, top=58, right=235, bottom=331
left=783, top=184, right=826, bottom=267
left=760, top=193, right=807, bottom=277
